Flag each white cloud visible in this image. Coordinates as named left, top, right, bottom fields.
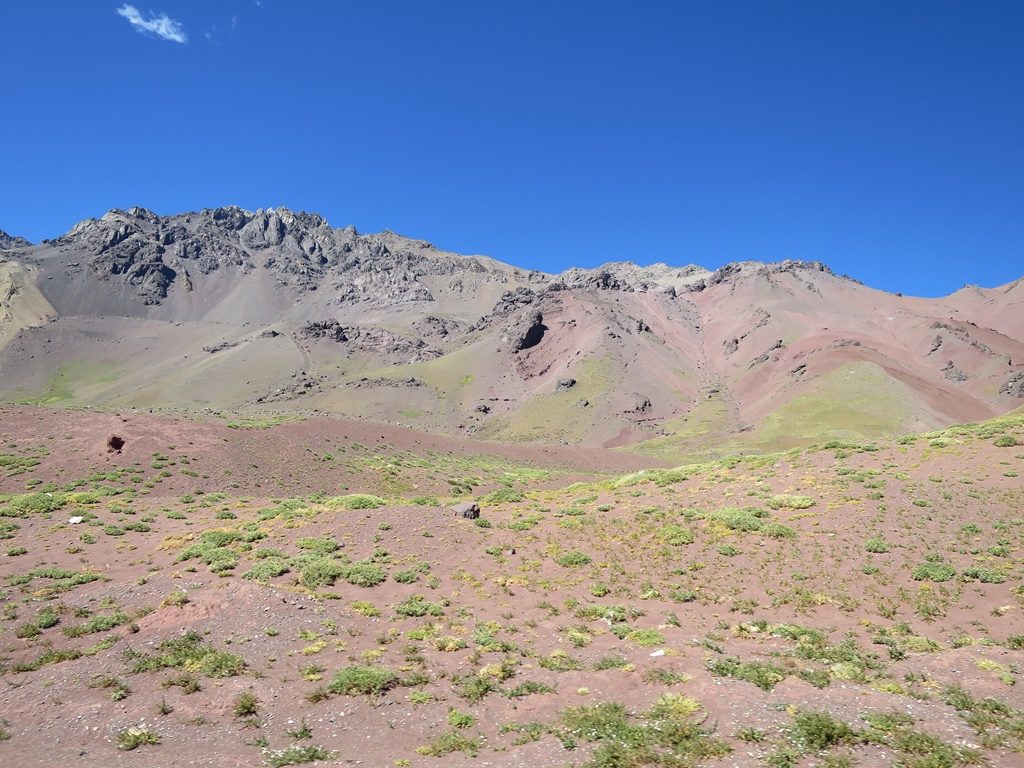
left=116, top=5, right=188, bottom=43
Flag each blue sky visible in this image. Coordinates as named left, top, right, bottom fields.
left=1, top=1, right=1022, bottom=296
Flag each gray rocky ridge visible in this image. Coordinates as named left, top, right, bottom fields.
left=0, top=229, right=32, bottom=250
left=25, top=205, right=846, bottom=307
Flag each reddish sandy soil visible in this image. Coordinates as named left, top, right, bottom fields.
left=0, top=405, right=663, bottom=501
left=0, top=406, right=1022, bottom=767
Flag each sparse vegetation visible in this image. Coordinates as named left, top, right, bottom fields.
left=126, top=631, right=245, bottom=678
left=0, top=396, right=1021, bottom=767
left=329, top=665, right=399, bottom=696
left=116, top=726, right=160, bottom=750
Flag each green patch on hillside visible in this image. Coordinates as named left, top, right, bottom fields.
left=221, top=413, right=303, bottom=429
left=344, top=447, right=567, bottom=498
left=923, top=407, right=1024, bottom=441
left=628, top=387, right=737, bottom=463
left=626, top=362, right=926, bottom=464
left=17, top=361, right=124, bottom=405
left=475, top=356, right=616, bottom=443
left=367, top=345, right=483, bottom=400
left=746, top=362, right=920, bottom=452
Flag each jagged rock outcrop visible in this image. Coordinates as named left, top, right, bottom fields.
left=37, top=206, right=852, bottom=314
left=256, top=371, right=326, bottom=403
left=931, top=321, right=970, bottom=342
left=749, top=340, right=784, bottom=369
left=47, top=206, right=522, bottom=306
left=472, top=288, right=539, bottom=327
left=410, top=316, right=470, bottom=339
left=203, top=340, right=241, bottom=354
left=688, top=260, right=834, bottom=293
left=713, top=260, right=832, bottom=285
left=512, top=312, right=547, bottom=352
left=53, top=208, right=246, bottom=302
left=0, top=230, right=31, bottom=250
left=1001, top=372, right=1024, bottom=398
left=550, top=262, right=707, bottom=293
left=942, top=361, right=968, bottom=382
left=469, top=287, right=556, bottom=353
left=295, top=320, right=440, bottom=361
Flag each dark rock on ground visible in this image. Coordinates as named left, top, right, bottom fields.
left=631, top=395, right=652, bottom=413
left=749, top=340, right=784, bottom=369
left=942, top=361, right=968, bottom=382
left=411, top=315, right=469, bottom=339
left=1001, top=371, right=1024, bottom=398
left=452, top=502, right=480, bottom=519
left=346, top=377, right=423, bottom=389
left=203, top=340, right=240, bottom=354
left=296, top=320, right=440, bottom=361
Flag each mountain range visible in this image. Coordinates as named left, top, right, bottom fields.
left=1, top=206, right=1022, bottom=461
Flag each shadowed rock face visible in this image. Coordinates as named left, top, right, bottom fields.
left=1, top=204, right=1022, bottom=458
left=513, top=313, right=547, bottom=351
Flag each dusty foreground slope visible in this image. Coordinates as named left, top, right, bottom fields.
left=0, top=405, right=1022, bottom=767
left=1, top=206, right=1022, bottom=460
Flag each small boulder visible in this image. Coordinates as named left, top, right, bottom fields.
left=452, top=502, right=480, bottom=519
left=474, top=404, right=491, bottom=414
left=555, top=378, right=576, bottom=391
left=106, top=435, right=125, bottom=453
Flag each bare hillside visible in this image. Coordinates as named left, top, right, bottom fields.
left=1, top=206, right=1021, bottom=460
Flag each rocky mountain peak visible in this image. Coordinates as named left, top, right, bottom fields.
left=0, top=229, right=32, bottom=250
left=24, top=204, right=861, bottom=314
left=709, top=259, right=833, bottom=283
left=552, top=261, right=709, bottom=294
left=671, top=259, right=838, bottom=293
left=121, top=206, right=160, bottom=222
left=38, top=205, right=531, bottom=308
left=238, top=207, right=334, bottom=250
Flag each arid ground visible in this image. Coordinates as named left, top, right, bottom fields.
left=0, top=404, right=1022, bottom=767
